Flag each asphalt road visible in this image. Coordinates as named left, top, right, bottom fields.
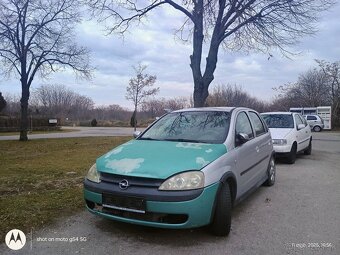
left=0, top=126, right=139, bottom=140
left=1, top=132, right=339, bottom=255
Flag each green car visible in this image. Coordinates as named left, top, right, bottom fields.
left=84, top=107, right=275, bottom=236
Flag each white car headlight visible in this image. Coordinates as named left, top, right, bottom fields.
left=272, top=139, right=287, bottom=146
left=86, top=164, right=100, bottom=183
left=159, top=171, right=204, bottom=191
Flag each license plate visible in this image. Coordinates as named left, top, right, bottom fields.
left=102, top=194, right=146, bottom=213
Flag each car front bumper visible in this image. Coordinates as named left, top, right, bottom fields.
left=273, top=144, right=292, bottom=154
left=83, top=181, right=219, bottom=229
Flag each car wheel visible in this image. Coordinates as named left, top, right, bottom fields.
left=313, top=126, right=321, bottom=132
left=286, top=143, right=297, bottom=164
left=304, top=138, right=312, bottom=155
left=210, top=182, right=232, bottom=236
left=264, top=156, right=276, bottom=186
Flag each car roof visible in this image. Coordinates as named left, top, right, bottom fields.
left=173, top=107, right=237, bottom=113
left=261, top=112, right=294, bottom=115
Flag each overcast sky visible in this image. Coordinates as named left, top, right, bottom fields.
left=1, top=2, right=340, bottom=110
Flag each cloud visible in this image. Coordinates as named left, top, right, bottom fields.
left=1, top=3, right=340, bottom=107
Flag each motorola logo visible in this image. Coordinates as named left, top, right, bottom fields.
left=5, top=229, right=26, bottom=250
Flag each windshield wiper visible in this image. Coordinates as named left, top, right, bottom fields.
left=162, top=138, right=207, bottom=143
left=138, top=137, right=158, bottom=141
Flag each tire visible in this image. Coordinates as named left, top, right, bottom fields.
left=264, top=156, right=276, bottom=186
left=304, top=138, right=312, bottom=155
left=210, top=182, right=232, bottom=236
left=313, top=126, right=321, bottom=132
left=286, top=143, right=297, bottom=164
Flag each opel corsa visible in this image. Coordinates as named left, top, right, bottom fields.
left=84, top=107, right=275, bottom=236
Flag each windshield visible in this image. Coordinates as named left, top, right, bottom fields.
left=261, top=114, right=294, bottom=128
left=139, top=111, right=231, bottom=144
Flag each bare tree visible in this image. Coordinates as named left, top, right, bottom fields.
left=93, top=104, right=130, bottom=121
left=142, top=98, right=165, bottom=118
left=126, top=64, right=159, bottom=130
left=0, top=0, right=92, bottom=141
left=88, top=0, right=333, bottom=107
left=316, top=59, right=340, bottom=126
left=142, top=96, right=190, bottom=117
left=296, top=69, right=330, bottom=107
left=32, top=84, right=94, bottom=120
left=2, top=93, right=21, bottom=116
left=207, top=84, right=268, bottom=112
left=272, top=68, right=330, bottom=111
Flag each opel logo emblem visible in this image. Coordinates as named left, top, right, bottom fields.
left=119, top=179, right=129, bottom=190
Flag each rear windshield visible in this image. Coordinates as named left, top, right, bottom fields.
left=139, top=111, right=231, bottom=144
left=261, top=114, right=294, bottom=128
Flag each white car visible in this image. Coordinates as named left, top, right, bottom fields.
left=304, top=114, right=324, bottom=132
left=261, top=112, right=312, bottom=164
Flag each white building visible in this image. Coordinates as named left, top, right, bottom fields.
left=290, top=106, right=332, bottom=130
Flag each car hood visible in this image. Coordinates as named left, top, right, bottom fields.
left=269, top=128, right=293, bottom=139
left=96, top=140, right=227, bottom=179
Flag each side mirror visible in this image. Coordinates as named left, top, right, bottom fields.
left=133, top=131, right=141, bottom=138
left=297, top=124, right=305, bottom=130
left=236, top=133, right=250, bottom=146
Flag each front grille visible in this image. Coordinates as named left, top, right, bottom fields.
left=102, top=206, right=188, bottom=224
left=100, top=173, right=163, bottom=188
left=86, top=200, right=188, bottom=224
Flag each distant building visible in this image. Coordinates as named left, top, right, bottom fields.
left=290, top=106, right=332, bottom=130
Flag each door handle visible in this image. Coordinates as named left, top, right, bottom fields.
left=255, top=146, right=259, bottom=153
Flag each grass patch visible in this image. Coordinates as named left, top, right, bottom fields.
left=0, top=128, right=79, bottom=136
left=0, top=136, right=131, bottom=241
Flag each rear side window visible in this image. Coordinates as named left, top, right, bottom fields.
left=248, top=111, right=266, bottom=136
left=235, top=112, right=254, bottom=139
left=307, top=116, right=317, bottom=120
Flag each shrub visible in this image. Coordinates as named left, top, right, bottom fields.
left=91, top=118, right=97, bottom=127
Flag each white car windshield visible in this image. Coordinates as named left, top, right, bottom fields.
left=139, top=111, right=231, bottom=144
left=262, top=114, right=294, bottom=128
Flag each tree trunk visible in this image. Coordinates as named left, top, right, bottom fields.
left=192, top=42, right=219, bottom=107
left=193, top=81, right=209, bottom=107
left=190, top=0, right=206, bottom=107
left=190, top=0, right=222, bottom=107
left=20, top=80, right=29, bottom=141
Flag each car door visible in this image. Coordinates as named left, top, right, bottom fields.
left=297, top=114, right=311, bottom=149
left=306, top=115, right=315, bottom=128
left=248, top=111, right=272, bottom=181
left=294, top=114, right=309, bottom=151
left=234, top=111, right=259, bottom=195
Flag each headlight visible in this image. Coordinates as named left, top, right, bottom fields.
left=272, top=139, right=287, bottom=145
left=86, top=164, right=100, bottom=183
left=159, top=171, right=204, bottom=191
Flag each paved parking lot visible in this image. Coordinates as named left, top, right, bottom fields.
left=1, top=132, right=339, bottom=255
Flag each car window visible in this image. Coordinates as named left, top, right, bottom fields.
left=294, top=114, right=303, bottom=128
left=235, top=112, right=254, bottom=139
left=261, top=114, right=294, bottom=128
left=248, top=111, right=266, bottom=136
left=301, top=115, right=308, bottom=126
left=140, top=111, right=231, bottom=144
left=307, top=116, right=317, bottom=120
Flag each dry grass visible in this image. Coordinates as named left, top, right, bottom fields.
left=0, top=136, right=131, bottom=241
